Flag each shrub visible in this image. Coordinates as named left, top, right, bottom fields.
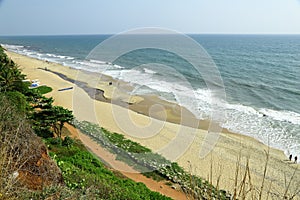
left=62, top=136, right=74, bottom=147
left=1, top=91, right=28, bottom=113
left=46, top=139, right=172, bottom=200
left=48, top=137, right=63, bottom=146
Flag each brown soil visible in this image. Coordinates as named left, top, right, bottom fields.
left=17, top=141, right=64, bottom=190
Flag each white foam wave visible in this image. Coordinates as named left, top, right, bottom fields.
left=45, top=53, right=74, bottom=60
left=2, top=44, right=24, bottom=50
left=259, top=108, right=300, bottom=125
left=151, top=84, right=300, bottom=157
left=144, top=68, right=157, bottom=74
left=226, top=103, right=263, bottom=117
left=89, top=59, right=107, bottom=64
left=3, top=44, right=77, bottom=64
left=46, top=53, right=55, bottom=57
left=112, top=64, right=124, bottom=69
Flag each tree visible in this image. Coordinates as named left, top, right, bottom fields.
left=28, top=93, right=55, bottom=138
left=0, top=46, right=26, bottom=92
left=0, top=46, right=74, bottom=140
left=50, top=106, right=74, bottom=139
left=0, top=60, right=23, bottom=91
left=31, top=108, right=55, bottom=138
left=32, top=95, right=54, bottom=110
left=31, top=105, right=73, bottom=139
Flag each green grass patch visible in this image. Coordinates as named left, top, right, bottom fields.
left=32, top=85, right=52, bottom=94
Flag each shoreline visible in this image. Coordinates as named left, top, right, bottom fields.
left=7, top=50, right=300, bottom=199
left=42, top=66, right=228, bottom=133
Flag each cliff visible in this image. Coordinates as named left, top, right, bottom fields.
left=0, top=96, right=63, bottom=197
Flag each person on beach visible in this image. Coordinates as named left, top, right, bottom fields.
left=295, top=156, right=298, bottom=163
left=289, top=154, right=293, bottom=161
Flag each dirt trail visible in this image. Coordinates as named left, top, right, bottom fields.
left=65, top=124, right=188, bottom=200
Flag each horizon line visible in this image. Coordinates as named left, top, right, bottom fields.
left=1, top=32, right=300, bottom=37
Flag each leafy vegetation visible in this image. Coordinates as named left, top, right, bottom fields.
left=27, top=90, right=73, bottom=139
left=45, top=137, right=171, bottom=200
left=0, top=46, right=72, bottom=140
left=0, top=47, right=27, bottom=93
left=2, top=91, right=28, bottom=113
left=51, top=106, right=74, bottom=139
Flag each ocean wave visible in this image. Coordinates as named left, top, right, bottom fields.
left=221, top=103, right=300, bottom=157
left=3, top=44, right=123, bottom=73
left=89, top=59, right=107, bottom=64
left=2, top=44, right=24, bottom=50
left=104, top=65, right=300, bottom=157
left=44, top=53, right=75, bottom=60
left=259, top=108, right=300, bottom=125
left=88, top=59, right=124, bottom=69
left=227, top=103, right=263, bottom=117
left=144, top=68, right=157, bottom=74
left=167, top=86, right=300, bottom=157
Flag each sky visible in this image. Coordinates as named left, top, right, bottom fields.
left=0, top=0, right=300, bottom=35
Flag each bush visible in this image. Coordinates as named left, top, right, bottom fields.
left=48, top=137, right=63, bottom=146
left=46, top=139, right=172, bottom=200
left=62, top=136, right=74, bottom=147
left=1, top=91, right=28, bottom=113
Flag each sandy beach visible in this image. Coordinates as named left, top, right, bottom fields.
left=7, top=51, right=300, bottom=199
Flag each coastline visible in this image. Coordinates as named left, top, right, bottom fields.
left=7, top=51, right=300, bottom=198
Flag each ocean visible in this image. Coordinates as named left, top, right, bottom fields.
left=1, top=34, right=300, bottom=158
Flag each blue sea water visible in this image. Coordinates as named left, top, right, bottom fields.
left=1, top=34, right=300, bottom=158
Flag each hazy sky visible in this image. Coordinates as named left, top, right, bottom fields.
left=0, top=0, right=300, bottom=35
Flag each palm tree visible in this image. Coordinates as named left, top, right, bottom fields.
left=0, top=46, right=26, bottom=92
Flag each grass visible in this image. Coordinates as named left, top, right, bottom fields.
left=44, top=137, right=171, bottom=200
left=31, top=85, right=52, bottom=94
